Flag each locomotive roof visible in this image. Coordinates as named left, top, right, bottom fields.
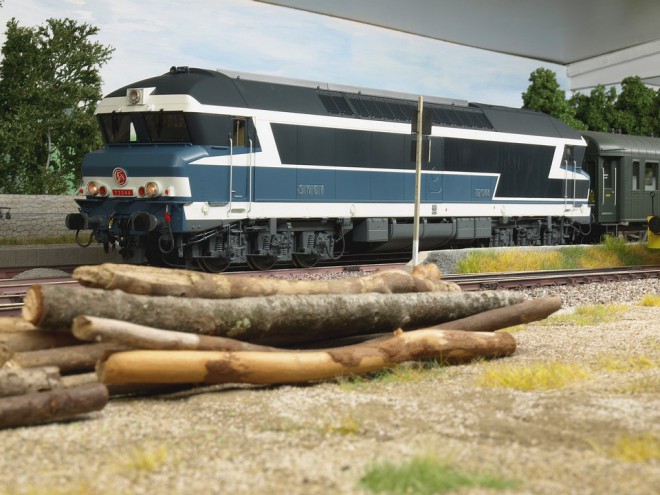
left=581, top=131, right=660, bottom=158
left=106, top=67, right=582, bottom=140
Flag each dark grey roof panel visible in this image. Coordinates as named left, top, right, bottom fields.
left=104, top=68, right=580, bottom=139
left=581, top=131, right=660, bottom=157
left=472, top=103, right=582, bottom=140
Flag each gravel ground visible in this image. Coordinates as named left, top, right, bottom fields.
left=1, top=258, right=659, bottom=495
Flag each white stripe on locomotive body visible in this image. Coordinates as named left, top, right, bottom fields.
left=183, top=200, right=590, bottom=223
left=94, top=93, right=590, bottom=222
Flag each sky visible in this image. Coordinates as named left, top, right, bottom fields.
left=0, top=0, right=569, bottom=108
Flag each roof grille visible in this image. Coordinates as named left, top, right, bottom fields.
left=318, top=90, right=492, bottom=130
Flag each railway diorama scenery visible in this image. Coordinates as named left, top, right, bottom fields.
left=1, top=3, right=659, bottom=494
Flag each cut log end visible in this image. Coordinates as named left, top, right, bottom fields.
left=21, top=285, right=44, bottom=326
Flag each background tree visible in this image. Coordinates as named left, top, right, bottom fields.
left=613, top=76, right=657, bottom=136
left=521, top=67, right=585, bottom=130
left=570, top=84, right=618, bottom=132
left=0, top=18, right=113, bottom=194
left=523, top=68, right=659, bottom=137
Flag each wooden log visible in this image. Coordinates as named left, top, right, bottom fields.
left=0, top=317, right=38, bottom=333
left=72, top=315, right=279, bottom=352
left=98, top=329, right=516, bottom=385
left=432, top=296, right=562, bottom=331
left=297, top=296, right=563, bottom=348
left=0, top=367, right=62, bottom=397
left=1, top=331, right=83, bottom=353
left=24, top=285, right=526, bottom=345
left=11, top=342, right=129, bottom=374
left=72, top=263, right=460, bottom=299
left=60, top=372, right=99, bottom=388
left=0, top=383, right=108, bottom=429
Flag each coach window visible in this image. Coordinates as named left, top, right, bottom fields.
left=632, top=160, right=640, bottom=191
left=645, top=162, right=658, bottom=191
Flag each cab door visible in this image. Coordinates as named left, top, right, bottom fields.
left=599, top=158, right=619, bottom=223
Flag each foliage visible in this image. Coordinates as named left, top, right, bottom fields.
left=523, top=68, right=660, bottom=136
left=0, top=18, right=114, bottom=194
left=359, top=455, right=518, bottom=494
left=521, top=68, right=585, bottom=129
left=614, top=76, right=658, bottom=136
left=570, top=84, right=618, bottom=132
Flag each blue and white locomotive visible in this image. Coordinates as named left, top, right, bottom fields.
left=66, top=66, right=592, bottom=271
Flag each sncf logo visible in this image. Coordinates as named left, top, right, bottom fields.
left=113, top=167, right=128, bottom=186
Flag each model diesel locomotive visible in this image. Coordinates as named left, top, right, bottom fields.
left=65, top=67, right=660, bottom=270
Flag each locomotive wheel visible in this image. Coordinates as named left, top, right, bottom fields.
left=196, top=256, right=231, bottom=273
left=246, top=254, right=277, bottom=270
left=291, top=253, right=320, bottom=268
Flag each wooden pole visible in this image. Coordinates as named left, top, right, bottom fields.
left=412, top=95, right=423, bottom=266
left=11, top=342, right=129, bottom=374
left=72, top=315, right=279, bottom=352
left=0, top=367, right=62, bottom=397
left=72, top=263, right=459, bottom=299
left=24, top=285, right=526, bottom=345
left=98, top=329, right=515, bottom=385
left=0, top=383, right=108, bottom=429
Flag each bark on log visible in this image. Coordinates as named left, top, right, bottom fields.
left=0, top=317, right=38, bottom=333
left=0, top=383, right=108, bottom=429
left=0, top=367, right=62, bottom=397
left=72, top=316, right=279, bottom=352
left=72, top=263, right=459, bottom=299
left=293, top=296, right=563, bottom=348
left=1, top=331, right=83, bottom=353
left=98, top=329, right=516, bottom=385
left=432, top=296, right=562, bottom=331
left=60, top=372, right=99, bottom=388
left=24, top=285, right=526, bottom=345
left=12, top=343, right=129, bottom=374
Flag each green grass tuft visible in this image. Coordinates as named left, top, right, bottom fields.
left=475, top=361, right=592, bottom=391
left=640, top=293, right=660, bottom=307
left=359, top=455, right=518, bottom=494
left=542, top=304, right=628, bottom=326
left=456, top=237, right=660, bottom=274
left=590, top=433, right=660, bottom=463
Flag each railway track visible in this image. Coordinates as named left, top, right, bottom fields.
left=1, top=264, right=658, bottom=318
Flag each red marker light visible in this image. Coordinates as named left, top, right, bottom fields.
left=164, top=211, right=171, bottom=223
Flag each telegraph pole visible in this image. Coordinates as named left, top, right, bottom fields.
left=412, top=96, right=424, bottom=266
left=411, top=96, right=431, bottom=266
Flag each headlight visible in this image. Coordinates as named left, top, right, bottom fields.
left=145, top=181, right=160, bottom=197
left=86, top=181, right=108, bottom=197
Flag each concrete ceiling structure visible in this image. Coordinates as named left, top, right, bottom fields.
left=258, top=0, right=660, bottom=91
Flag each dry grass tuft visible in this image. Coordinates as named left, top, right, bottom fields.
left=475, top=361, right=591, bottom=391
left=590, top=433, right=660, bottom=463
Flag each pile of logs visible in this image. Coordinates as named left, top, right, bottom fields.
left=0, top=263, right=562, bottom=429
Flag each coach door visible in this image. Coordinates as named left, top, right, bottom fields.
left=599, top=157, right=619, bottom=222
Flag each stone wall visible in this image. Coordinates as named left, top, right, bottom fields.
left=0, top=194, right=79, bottom=240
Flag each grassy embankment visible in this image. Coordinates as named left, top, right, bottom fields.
left=455, top=236, right=660, bottom=273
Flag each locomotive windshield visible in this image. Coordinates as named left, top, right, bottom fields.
left=98, top=111, right=191, bottom=144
